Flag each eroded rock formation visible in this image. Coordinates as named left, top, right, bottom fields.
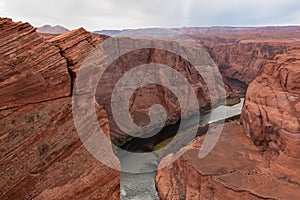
left=205, top=40, right=293, bottom=84
left=194, top=33, right=300, bottom=103
left=156, top=121, right=300, bottom=200
left=49, top=27, right=105, bottom=78
left=48, top=29, right=227, bottom=144
left=0, top=18, right=119, bottom=199
left=0, top=18, right=70, bottom=110
left=2, top=16, right=300, bottom=200
left=0, top=98, right=120, bottom=199
left=241, top=48, right=300, bottom=175
left=156, top=47, right=300, bottom=199
left=94, top=43, right=224, bottom=144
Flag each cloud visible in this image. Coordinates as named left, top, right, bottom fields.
left=0, top=0, right=300, bottom=30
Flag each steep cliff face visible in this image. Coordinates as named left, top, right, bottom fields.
left=94, top=44, right=224, bottom=143
left=0, top=18, right=119, bottom=199
left=156, top=48, right=300, bottom=200
left=0, top=18, right=71, bottom=110
left=192, top=34, right=300, bottom=104
left=241, top=48, right=300, bottom=172
left=0, top=18, right=228, bottom=199
left=205, top=39, right=297, bottom=85
left=49, top=29, right=227, bottom=144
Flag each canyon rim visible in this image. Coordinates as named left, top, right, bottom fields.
left=0, top=12, right=300, bottom=200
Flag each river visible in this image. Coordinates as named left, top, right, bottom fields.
left=119, top=98, right=245, bottom=200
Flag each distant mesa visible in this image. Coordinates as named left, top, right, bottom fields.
left=37, top=24, right=69, bottom=34
left=94, top=26, right=300, bottom=36
left=171, top=26, right=300, bottom=35
left=94, top=29, right=125, bottom=36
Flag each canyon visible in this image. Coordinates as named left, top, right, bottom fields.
left=0, top=17, right=299, bottom=199
left=156, top=47, right=300, bottom=200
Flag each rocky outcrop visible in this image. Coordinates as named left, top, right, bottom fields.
left=156, top=121, right=300, bottom=200
left=0, top=18, right=120, bottom=199
left=0, top=18, right=71, bottom=110
left=49, top=26, right=300, bottom=146
left=3, top=17, right=300, bottom=200
left=49, top=28, right=105, bottom=79
left=241, top=48, right=300, bottom=173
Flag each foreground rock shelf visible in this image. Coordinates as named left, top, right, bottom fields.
left=156, top=121, right=300, bottom=200
left=0, top=98, right=120, bottom=199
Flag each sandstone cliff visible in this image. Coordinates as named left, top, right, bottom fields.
left=47, top=28, right=227, bottom=144
left=0, top=98, right=120, bottom=200
left=205, top=39, right=297, bottom=84
left=156, top=47, right=300, bottom=200
left=0, top=18, right=226, bottom=199
left=0, top=18, right=119, bottom=199
left=193, top=33, right=300, bottom=103
left=49, top=27, right=105, bottom=80
left=94, top=43, right=223, bottom=144
left=241, top=48, right=300, bottom=178
left=2, top=17, right=300, bottom=200
left=0, top=18, right=70, bottom=110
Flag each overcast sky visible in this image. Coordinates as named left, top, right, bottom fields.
left=1, top=0, right=300, bottom=31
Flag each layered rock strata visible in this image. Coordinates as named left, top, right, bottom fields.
left=156, top=48, right=300, bottom=200
left=241, top=48, right=300, bottom=174
left=156, top=121, right=300, bottom=200
left=0, top=18, right=120, bottom=200
left=0, top=18, right=70, bottom=110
